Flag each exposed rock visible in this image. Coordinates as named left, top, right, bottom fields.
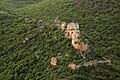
left=56, top=53, right=63, bottom=60
left=24, top=18, right=30, bottom=21
left=25, top=37, right=29, bottom=41
left=65, top=53, right=70, bottom=57
left=56, top=56, right=62, bottom=60
left=54, top=16, right=61, bottom=27
left=36, top=55, right=39, bottom=60
left=23, top=37, right=29, bottom=44
left=23, top=40, right=26, bottom=43
left=37, top=19, right=46, bottom=28
left=74, top=0, right=81, bottom=9
left=98, top=59, right=111, bottom=64
left=83, top=59, right=111, bottom=67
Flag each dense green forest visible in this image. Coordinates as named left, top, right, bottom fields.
left=0, top=0, right=120, bottom=80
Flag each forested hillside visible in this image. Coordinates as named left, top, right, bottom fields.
left=0, top=0, right=120, bottom=80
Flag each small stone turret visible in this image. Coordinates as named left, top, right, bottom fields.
left=50, top=57, right=57, bottom=66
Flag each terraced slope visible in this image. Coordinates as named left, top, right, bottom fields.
left=0, top=0, right=120, bottom=80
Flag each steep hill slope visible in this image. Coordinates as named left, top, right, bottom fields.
left=0, top=0, right=120, bottom=80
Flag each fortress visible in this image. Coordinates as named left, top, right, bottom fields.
left=61, top=22, right=87, bottom=52
left=50, top=21, right=111, bottom=70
